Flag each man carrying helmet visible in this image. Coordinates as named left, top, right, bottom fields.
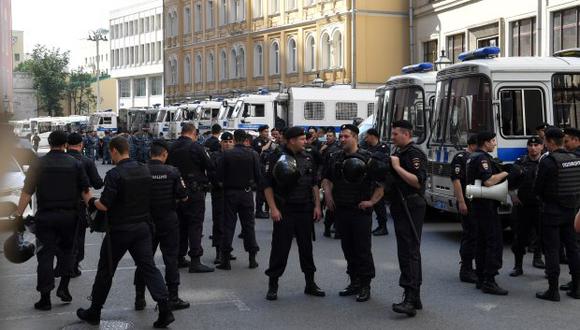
left=263, top=126, right=325, bottom=301
left=322, top=124, right=384, bottom=303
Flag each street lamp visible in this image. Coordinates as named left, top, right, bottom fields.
left=434, top=50, right=452, bottom=71
left=88, top=28, right=108, bottom=113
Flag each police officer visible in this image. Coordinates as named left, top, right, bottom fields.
left=363, top=128, right=391, bottom=236
left=254, top=125, right=270, bottom=219
left=204, top=124, right=222, bottom=153
left=133, top=140, right=190, bottom=311
left=216, top=129, right=262, bottom=270
left=508, top=136, right=545, bottom=277
left=534, top=127, right=580, bottom=301
left=450, top=134, right=478, bottom=283
left=320, top=129, right=341, bottom=238
left=15, top=130, right=91, bottom=310
left=77, top=136, right=175, bottom=328
left=263, top=127, right=325, bottom=300
left=167, top=123, right=215, bottom=273
left=66, top=133, right=104, bottom=277
left=102, top=131, right=112, bottom=165
left=466, top=131, right=509, bottom=296
left=322, top=124, right=384, bottom=303
left=83, top=131, right=95, bottom=159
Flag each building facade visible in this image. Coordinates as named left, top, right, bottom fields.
left=0, top=0, right=13, bottom=117
left=413, top=0, right=580, bottom=64
left=11, top=30, right=23, bottom=70
left=79, top=32, right=111, bottom=76
left=12, top=72, right=37, bottom=120
left=109, top=0, right=164, bottom=110
left=164, top=0, right=410, bottom=102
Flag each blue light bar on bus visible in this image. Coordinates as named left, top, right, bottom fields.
left=458, top=46, right=501, bottom=62
left=401, top=62, right=434, bottom=74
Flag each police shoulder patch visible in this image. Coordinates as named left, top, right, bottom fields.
left=412, top=158, right=421, bottom=170
left=481, top=160, right=489, bottom=170
left=455, top=165, right=461, bottom=174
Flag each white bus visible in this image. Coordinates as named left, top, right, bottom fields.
left=425, top=47, right=580, bottom=214
left=196, top=100, right=225, bottom=133
left=29, top=117, right=54, bottom=149
left=88, top=111, right=118, bottom=137
left=9, top=120, right=32, bottom=138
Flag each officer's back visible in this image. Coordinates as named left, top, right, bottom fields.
left=66, top=133, right=104, bottom=189
left=167, top=124, right=213, bottom=186
left=148, top=141, right=187, bottom=215
left=221, top=132, right=261, bottom=189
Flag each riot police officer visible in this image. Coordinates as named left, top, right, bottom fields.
left=167, top=123, right=215, bottom=273
left=133, top=140, right=190, bottom=311
left=534, top=127, right=580, bottom=301
left=466, top=131, right=509, bottom=296
left=322, top=124, right=384, bottom=303
left=216, top=129, right=262, bottom=270
left=363, top=128, right=391, bottom=236
left=263, top=126, right=325, bottom=301
left=77, top=136, right=174, bottom=328
left=509, top=136, right=545, bottom=277
left=15, top=130, right=91, bottom=310
left=102, top=131, right=112, bottom=165
left=83, top=131, right=95, bottom=159
left=450, top=134, right=478, bottom=283
left=320, top=129, right=341, bottom=238
left=253, top=125, right=270, bottom=219
left=204, top=124, right=222, bottom=153
left=66, top=133, right=104, bottom=277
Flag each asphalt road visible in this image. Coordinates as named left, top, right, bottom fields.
left=0, top=161, right=578, bottom=330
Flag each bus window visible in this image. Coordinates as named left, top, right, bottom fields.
left=391, top=87, right=425, bottom=142
left=336, top=102, right=358, bottom=120
left=431, top=80, right=449, bottom=144
left=500, top=89, right=544, bottom=137
left=103, top=117, right=112, bottom=125
left=380, top=90, right=393, bottom=142
left=552, top=73, right=580, bottom=129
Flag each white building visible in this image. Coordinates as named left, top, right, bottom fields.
left=109, top=0, right=164, bottom=109
left=413, top=0, right=580, bottom=64
left=78, top=31, right=111, bottom=76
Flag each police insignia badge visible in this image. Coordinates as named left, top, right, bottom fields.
left=481, top=160, right=489, bottom=170
left=412, top=158, right=421, bottom=170
left=455, top=166, right=460, bottom=174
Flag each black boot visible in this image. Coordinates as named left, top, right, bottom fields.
left=135, top=285, right=146, bottom=311
left=77, top=307, right=101, bottom=325
left=266, top=277, right=278, bottom=301
left=249, top=252, right=259, bottom=269
left=372, top=225, right=388, bottom=236
left=304, top=273, right=325, bottom=297
left=536, top=278, right=560, bottom=301
left=481, top=277, right=508, bottom=295
left=56, top=277, right=72, bottom=303
left=255, top=211, right=269, bottom=219
left=189, top=257, right=215, bottom=273
left=216, top=253, right=232, bottom=270
left=567, top=275, right=580, bottom=299
left=177, top=256, right=190, bottom=268
left=509, top=254, right=524, bottom=277
left=560, top=280, right=572, bottom=291
left=214, top=247, right=221, bottom=265
left=34, top=292, right=51, bottom=311
left=392, top=289, right=417, bottom=317
left=153, top=300, right=175, bottom=328
left=323, top=224, right=331, bottom=237
left=532, top=251, right=545, bottom=269
left=169, top=287, right=190, bottom=310
left=71, top=262, right=82, bottom=278
left=459, top=262, right=477, bottom=283
left=356, top=282, right=371, bottom=302
left=339, top=277, right=360, bottom=296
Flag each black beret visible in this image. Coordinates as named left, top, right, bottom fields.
left=284, top=126, right=305, bottom=140
left=477, top=131, right=496, bottom=145
left=233, top=129, right=247, bottom=141
left=48, top=130, right=68, bottom=147
left=67, top=132, right=83, bottom=145
left=392, top=120, right=413, bottom=131
left=467, top=134, right=478, bottom=146
left=527, top=136, right=543, bottom=145
left=220, top=131, right=233, bottom=141
left=340, top=124, right=359, bottom=135
left=545, top=127, right=564, bottom=140
left=366, top=128, right=379, bottom=137
left=563, top=127, right=580, bottom=138
left=535, top=123, right=550, bottom=131
left=258, top=125, right=269, bottom=132
left=211, top=124, right=222, bottom=133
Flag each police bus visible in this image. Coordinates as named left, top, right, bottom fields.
left=195, top=100, right=225, bottom=132
left=88, top=111, right=118, bottom=137
left=425, top=46, right=580, bottom=214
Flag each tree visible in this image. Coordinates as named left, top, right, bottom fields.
left=26, top=45, right=70, bottom=117
left=65, top=69, right=96, bottom=115
left=14, top=59, right=33, bottom=72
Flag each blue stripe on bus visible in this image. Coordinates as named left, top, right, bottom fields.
left=497, top=147, right=527, bottom=162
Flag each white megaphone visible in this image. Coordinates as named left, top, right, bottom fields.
left=465, top=179, right=508, bottom=203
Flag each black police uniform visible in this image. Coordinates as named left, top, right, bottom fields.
left=320, top=141, right=341, bottom=237
left=217, top=144, right=262, bottom=265
left=167, top=136, right=214, bottom=266
left=264, top=146, right=318, bottom=280
left=323, top=149, right=377, bottom=289
left=253, top=136, right=269, bottom=216
left=466, top=149, right=503, bottom=284
left=23, top=150, right=90, bottom=296
left=88, top=158, right=169, bottom=310
left=204, top=135, right=221, bottom=153
left=134, top=159, right=188, bottom=303
left=390, top=142, right=427, bottom=294
left=363, top=141, right=391, bottom=234
left=534, top=149, right=580, bottom=286
left=450, top=150, right=477, bottom=277
left=208, top=149, right=225, bottom=257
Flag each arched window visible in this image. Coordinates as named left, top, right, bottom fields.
left=230, top=48, right=238, bottom=78
left=207, top=52, right=215, bottom=81
left=238, top=47, right=245, bottom=78
left=287, top=38, right=297, bottom=73
left=171, top=58, right=178, bottom=85
left=166, top=60, right=173, bottom=84
left=184, top=7, right=191, bottom=33
left=270, top=41, right=280, bottom=75
left=194, top=54, right=202, bottom=83
left=321, top=33, right=331, bottom=69
left=305, top=35, right=316, bottom=71
left=220, top=49, right=228, bottom=80
left=254, top=44, right=263, bottom=77
left=332, top=31, right=343, bottom=68
left=184, top=56, right=191, bottom=84
left=172, top=11, right=178, bottom=36
left=194, top=2, right=202, bottom=32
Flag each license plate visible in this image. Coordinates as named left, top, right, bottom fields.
left=433, top=200, right=446, bottom=210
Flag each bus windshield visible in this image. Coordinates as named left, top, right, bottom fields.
left=380, top=86, right=426, bottom=143
left=155, top=110, right=167, bottom=122
left=89, top=115, right=100, bottom=126
left=552, top=73, right=580, bottom=129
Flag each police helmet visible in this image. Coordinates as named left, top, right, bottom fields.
left=273, top=154, right=300, bottom=186
left=367, top=153, right=391, bottom=180
left=3, top=231, right=35, bottom=264
left=342, top=157, right=367, bottom=183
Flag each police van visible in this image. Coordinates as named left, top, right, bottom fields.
left=425, top=46, right=580, bottom=214
left=195, top=100, right=226, bottom=132
left=375, top=63, right=437, bottom=154
left=88, top=111, right=118, bottom=137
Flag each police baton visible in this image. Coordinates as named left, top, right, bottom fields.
left=395, top=187, right=420, bottom=244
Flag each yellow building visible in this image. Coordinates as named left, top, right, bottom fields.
left=164, top=0, right=409, bottom=102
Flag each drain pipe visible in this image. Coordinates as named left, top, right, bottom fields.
left=351, top=0, right=357, bottom=89
left=409, top=0, right=414, bottom=64
left=537, top=0, right=542, bottom=56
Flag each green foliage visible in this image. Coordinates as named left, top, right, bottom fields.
left=14, top=59, right=33, bottom=72
left=66, top=69, right=96, bottom=115
left=27, top=45, right=70, bottom=116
